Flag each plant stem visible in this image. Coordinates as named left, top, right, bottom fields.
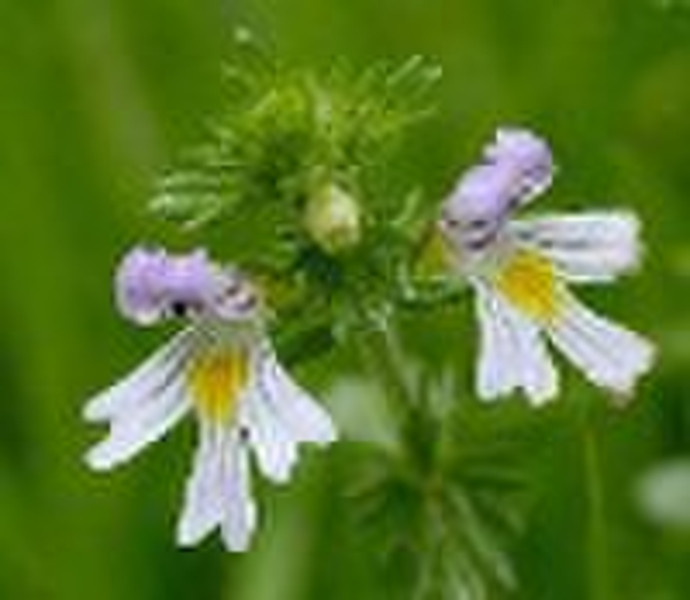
left=583, top=409, right=610, bottom=600
left=358, top=323, right=415, bottom=421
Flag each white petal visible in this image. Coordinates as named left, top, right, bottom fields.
left=83, top=329, right=195, bottom=423
left=85, top=376, right=191, bottom=471
left=475, top=282, right=517, bottom=399
left=177, top=424, right=258, bottom=552
left=258, top=350, right=337, bottom=446
left=475, top=280, right=558, bottom=405
left=244, top=390, right=299, bottom=484
left=546, top=293, right=655, bottom=397
left=176, top=422, right=225, bottom=547
left=219, top=432, right=257, bottom=552
left=510, top=211, right=641, bottom=283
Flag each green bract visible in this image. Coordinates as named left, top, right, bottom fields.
left=150, top=39, right=447, bottom=341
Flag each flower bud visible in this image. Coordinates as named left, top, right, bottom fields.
left=304, top=183, right=362, bottom=254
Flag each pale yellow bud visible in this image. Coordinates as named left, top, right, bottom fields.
left=304, top=183, right=362, bottom=254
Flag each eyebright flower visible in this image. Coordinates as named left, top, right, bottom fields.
left=84, top=247, right=337, bottom=551
left=438, top=127, right=655, bottom=405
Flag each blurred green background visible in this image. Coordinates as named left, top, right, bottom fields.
left=0, top=0, right=688, bottom=598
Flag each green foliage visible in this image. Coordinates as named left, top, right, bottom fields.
left=349, top=365, right=542, bottom=600
left=151, top=34, right=440, bottom=232
left=151, top=35, right=445, bottom=342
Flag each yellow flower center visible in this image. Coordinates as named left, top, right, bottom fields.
left=494, top=249, right=562, bottom=322
left=188, top=349, right=249, bottom=423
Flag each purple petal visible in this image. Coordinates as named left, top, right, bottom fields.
left=114, top=247, right=259, bottom=326
left=115, top=247, right=170, bottom=325
left=483, top=127, right=554, bottom=203
left=439, top=127, right=556, bottom=252
left=447, top=163, right=517, bottom=218
left=440, top=162, right=518, bottom=250
left=161, top=249, right=218, bottom=309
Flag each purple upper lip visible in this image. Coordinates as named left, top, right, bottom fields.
left=115, top=247, right=240, bottom=325
left=440, top=128, right=555, bottom=250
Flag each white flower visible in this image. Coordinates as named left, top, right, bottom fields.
left=439, top=128, right=655, bottom=405
left=84, top=248, right=337, bottom=551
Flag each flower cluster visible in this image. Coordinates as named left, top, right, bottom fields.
left=82, top=52, right=655, bottom=558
